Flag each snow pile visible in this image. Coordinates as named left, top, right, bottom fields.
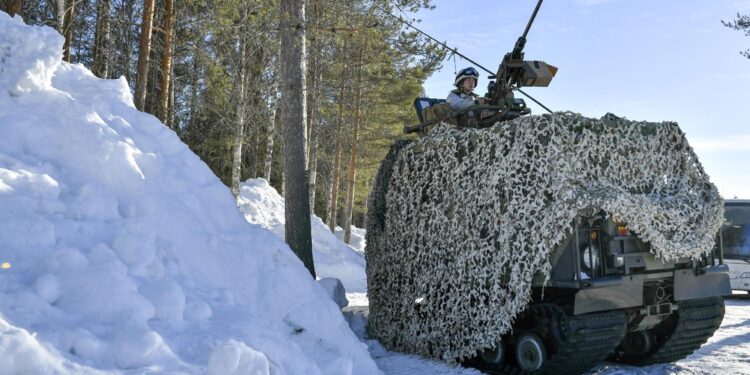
left=335, top=226, right=366, bottom=253
left=238, top=178, right=367, bottom=292
left=0, top=12, right=379, bottom=374
left=366, top=114, right=724, bottom=362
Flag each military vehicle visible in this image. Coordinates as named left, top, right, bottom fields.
left=718, top=199, right=750, bottom=292
left=367, top=1, right=731, bottom=374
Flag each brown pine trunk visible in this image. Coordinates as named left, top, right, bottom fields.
left=328, top=92, right=344, bottom=232
left=327, top=35, right=348, bottom=232
left=63, top=0, right=75, bottom=62
left=324, top=160, right=334, bottom=225
left=168, top=59, right=176, bottom=128
left=343, top=42, right=365, bottom=244
left=280, top=0, right=314, bottom=277
left=134, top=0, right=156, bottom=111
left=158, top=0, right=174, bottom=123
left=5, top=0, right=22, bottom=16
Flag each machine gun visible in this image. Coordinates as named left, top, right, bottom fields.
left=486, top=0, right=558, bottom=121
left=391, top=0, right=557, bottom=134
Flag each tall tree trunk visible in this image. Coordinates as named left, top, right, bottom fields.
left=158, top=0, right=174, bottom=123
left=92, top=0, right=111, bottom=78
left=324, top=161, right=333, bottom=224
left=308, top=124, right=319, bottom=214
left=328, top=132, right=342, bottom=231
left=168, top=58, right=176, bottom=128
left=230, top=20, right=248, bottom=198
left=56, top=0, right=65, bottom=33
left=327, top=35, right=348, bottom=232
left=280, top=0, right=314, bottom=277
left=305, top=0, right=320, bottom=212
left=134, top=0, right=156, bottom=111
left=263, top=90, right=278, bottom=182
left=281, top=156, right=286, bottom=197
left=248, top=113, right=259, bottom=178
left=343, top=42, right=365, bottom=244
left=123, top=44, right=132, bottom=83
left=63, top=0, right=75, bottom=62
left=188, top=43, right=200, bottom=131
left=230, top=89, right=245, bottom=197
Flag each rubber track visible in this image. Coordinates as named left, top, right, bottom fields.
left=473, top=304, right=627, bottom=375
left=621, top=296, right=725, bottom=366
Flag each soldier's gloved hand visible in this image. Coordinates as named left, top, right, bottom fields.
left=474, top=97, right=489, bottom=105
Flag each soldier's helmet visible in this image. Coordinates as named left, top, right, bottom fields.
left=454, top=67, right=480, bottom=88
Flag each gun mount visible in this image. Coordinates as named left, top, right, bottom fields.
left=487, top=0, right=558, bottom=112
left=406, top=0, right=558, bottom=134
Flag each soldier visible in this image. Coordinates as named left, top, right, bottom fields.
left=447, top=67, right=489, bottom=111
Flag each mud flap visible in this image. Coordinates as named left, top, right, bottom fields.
left=574, top=275, right=644, bottom=315
left=674, top=265, right=731, bottom=301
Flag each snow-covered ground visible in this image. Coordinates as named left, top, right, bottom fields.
left=2, top=9, right=748, bottom=375
left=343, top=295, right=750, bottom=375
left=238, top=179, right=367, bottom=293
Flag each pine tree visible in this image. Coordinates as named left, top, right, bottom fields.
left=723, top=13, right=750, bottom=59
left=158, top=0, right=175, bottom=123
left=134, top=0, right=155, bottom=111
left=10, top=0, right=446, bottom=235
left=92, top=0, right=111, bottom=78
left=280, top=0, right=314, bottom=276
left=342, top=35, right=365, bottom=244
left=1, top=0, right=22, bottom=16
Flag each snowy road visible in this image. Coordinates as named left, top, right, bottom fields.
left=345, top=293, right=750, bottom=375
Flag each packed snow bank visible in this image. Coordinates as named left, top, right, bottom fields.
left=0, top=12, right=379, bottom=375
left=238, top=178, right=367, bottom=292
left=335, top=226, right=366, bottom=254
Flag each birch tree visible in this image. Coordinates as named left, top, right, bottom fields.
left=229, top=9, right=249, bottom=197
left=56, top=0, right=65, bottom=32
left=63, top=0, right=75, bottom=62
left=305, top=0, right=322, bottom=212
left=263, top=85, right=279, bottom=181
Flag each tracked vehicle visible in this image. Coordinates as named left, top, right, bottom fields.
left=366, top=1, right=730, bottom=374
left=465, top=210, right=729, bottom=374
left=367, top=131, right=729, bottom=374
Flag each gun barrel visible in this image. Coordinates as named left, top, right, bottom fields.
left=521, top=0, right=544, bottom=42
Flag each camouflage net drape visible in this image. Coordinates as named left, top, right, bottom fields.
left=365, top=112, right=724, bottom=363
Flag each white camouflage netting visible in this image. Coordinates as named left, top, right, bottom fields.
left=365, top=112, right=724, bottom=363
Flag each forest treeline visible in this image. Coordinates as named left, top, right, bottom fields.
left=1, top=0, right=446, bottom=241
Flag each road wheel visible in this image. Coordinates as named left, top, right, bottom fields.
left=621, top=330, right=655, bottom=356
left=479, top=340, right=506, bottom=365
left=515, top=332, right=547, bottom=371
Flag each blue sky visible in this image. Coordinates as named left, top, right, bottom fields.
left=408, top=0, right=750, bottom=198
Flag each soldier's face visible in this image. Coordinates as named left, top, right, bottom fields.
left=461, top=78, right=476, bottom=92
